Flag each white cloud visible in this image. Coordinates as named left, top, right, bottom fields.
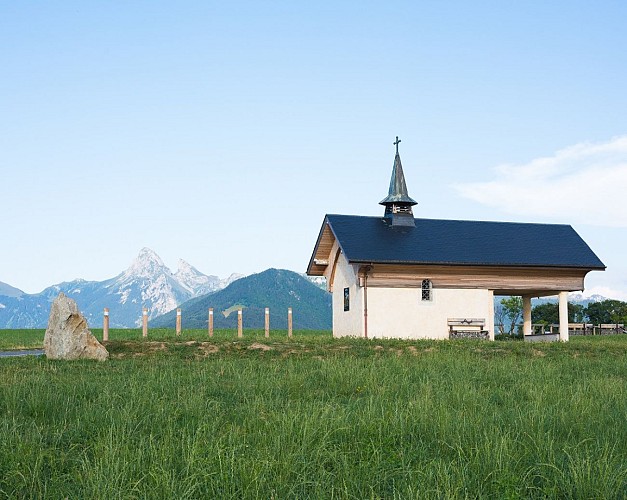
left=455, top=135, right=627, bottom=227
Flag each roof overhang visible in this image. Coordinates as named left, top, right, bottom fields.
left=306, top=216, right=339, bottom=276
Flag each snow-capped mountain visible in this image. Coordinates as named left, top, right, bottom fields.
left=530, top=292, right=609, bottom=308
left=567, top=292, right=607, bottom=303
left=106, top=248, right=192, bottom=323
left=0, top=248, right=243, bottom=328
left=304, top=275, right=327, bottom=290
left=220, top=272, right=246, bottom=289
left=174, top=259, right=225, bottom=296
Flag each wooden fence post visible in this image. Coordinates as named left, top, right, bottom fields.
left=142, top=308, right=148, bottom=338
left=238, top=309, right=243, bottom=338
left=176, top=308, right=182, bottom=336
left=208, top=308, right=213, bottom=337
left=103, top=308, right=109, bottom=342
left=288, top=307, right=292, bottom=338
left=265, top=307, right=270, bottom=338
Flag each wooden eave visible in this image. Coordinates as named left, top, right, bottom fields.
left=306, top=217, right=338, bottom=276
left=353, top=262, right=598, bottom=295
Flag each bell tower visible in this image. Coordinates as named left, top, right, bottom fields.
left=379, top=136, right=417, bottom=227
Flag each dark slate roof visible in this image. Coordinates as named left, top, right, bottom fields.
left=325, top=214, right=605, bottom=269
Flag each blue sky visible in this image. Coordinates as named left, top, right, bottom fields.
left=1, top=1, right=626, bottom=299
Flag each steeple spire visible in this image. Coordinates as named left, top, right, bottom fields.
left=379, top=136, right=417, bottom=227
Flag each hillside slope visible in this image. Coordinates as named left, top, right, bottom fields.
left=152, top=268, right=332, bottom=330
left=0, top=281, right=24, bottom=298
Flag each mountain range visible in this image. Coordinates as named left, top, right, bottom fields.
left=0, top=248, right=243, bottom=328
left=0, top=248, right=611, bottom=331
left=152, top=268, right=332, bottom=330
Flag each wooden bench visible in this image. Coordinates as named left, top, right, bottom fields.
left=447, top=318, right=489, bottom=340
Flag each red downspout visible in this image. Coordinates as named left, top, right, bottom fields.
left=364, top=272, right=368, bottom=339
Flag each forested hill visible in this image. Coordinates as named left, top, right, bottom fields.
left=152, top=268, right=332, bottom=330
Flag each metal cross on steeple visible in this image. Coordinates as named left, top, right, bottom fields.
left=393, top=136, right=401, bottom=154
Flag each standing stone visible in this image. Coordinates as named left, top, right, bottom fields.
left=44, top=293, right=109, bottom=361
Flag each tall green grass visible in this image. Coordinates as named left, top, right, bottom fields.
left=0, top=334, right=625, bottom=498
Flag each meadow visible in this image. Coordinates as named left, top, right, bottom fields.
left=0, top=329, right=625, bottom=498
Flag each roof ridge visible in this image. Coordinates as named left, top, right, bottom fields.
left=326, top=213, right=573, bottom=228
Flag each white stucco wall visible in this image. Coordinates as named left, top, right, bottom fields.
left=367, top=287, right=491, bottom=339
left=332, top=264, right=492, bottom=339
left=331, top=253, right=364, bottom=337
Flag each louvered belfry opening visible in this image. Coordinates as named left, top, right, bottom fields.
left=379, top=136, right=417, bottom=227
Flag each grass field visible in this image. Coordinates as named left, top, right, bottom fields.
left=0, top=328, right=329, bottom=350
left=0, top=330, right=625, bottom=498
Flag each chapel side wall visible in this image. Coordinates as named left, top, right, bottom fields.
left=367, top=287, right=491, bottom=339
left=332, top=253, right=363, bottom=338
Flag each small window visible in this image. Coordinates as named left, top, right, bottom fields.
left=344, top=287, right=350, bottom=311
left=421, top=279, right=432, bottom=301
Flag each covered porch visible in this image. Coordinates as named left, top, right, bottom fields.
left=493, top=289, right=572, bottom=342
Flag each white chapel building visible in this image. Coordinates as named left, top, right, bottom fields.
left=306, top=138, right=605, bottom=341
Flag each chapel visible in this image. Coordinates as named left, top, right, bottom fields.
left=306, top=137, right=605, bottom=341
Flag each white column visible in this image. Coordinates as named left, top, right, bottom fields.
left=559, top=291, right=569, bottom=342
left=487, top=290, right=495, bottom=341
left=523, top=295, right=532, bottom=337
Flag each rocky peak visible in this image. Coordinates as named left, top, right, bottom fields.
left=221, top=273, right=245, bottom=288
left=124, top=247, right=171, bottom=279
left=177, top=259, right=230, bottom=295
left=175, top=259, right=199, bottom=277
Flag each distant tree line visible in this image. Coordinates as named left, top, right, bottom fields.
left=495, top=298, right=627, bottom=335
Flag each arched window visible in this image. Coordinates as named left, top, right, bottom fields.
left=421, top=279, right=432, bottom=301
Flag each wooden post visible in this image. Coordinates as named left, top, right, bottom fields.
left=237, top=309, right=243, bottom=338
left=142, top=308, right=148, bottom=337
left=288, top=307, right=292, bottom=338
left=265, top=307, right=270, bottom=338
left=103, top=308, right=109, bottom=342
left=208, top=308, right=214, bottom=337
left=176, top=308, right=182, bottom=336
